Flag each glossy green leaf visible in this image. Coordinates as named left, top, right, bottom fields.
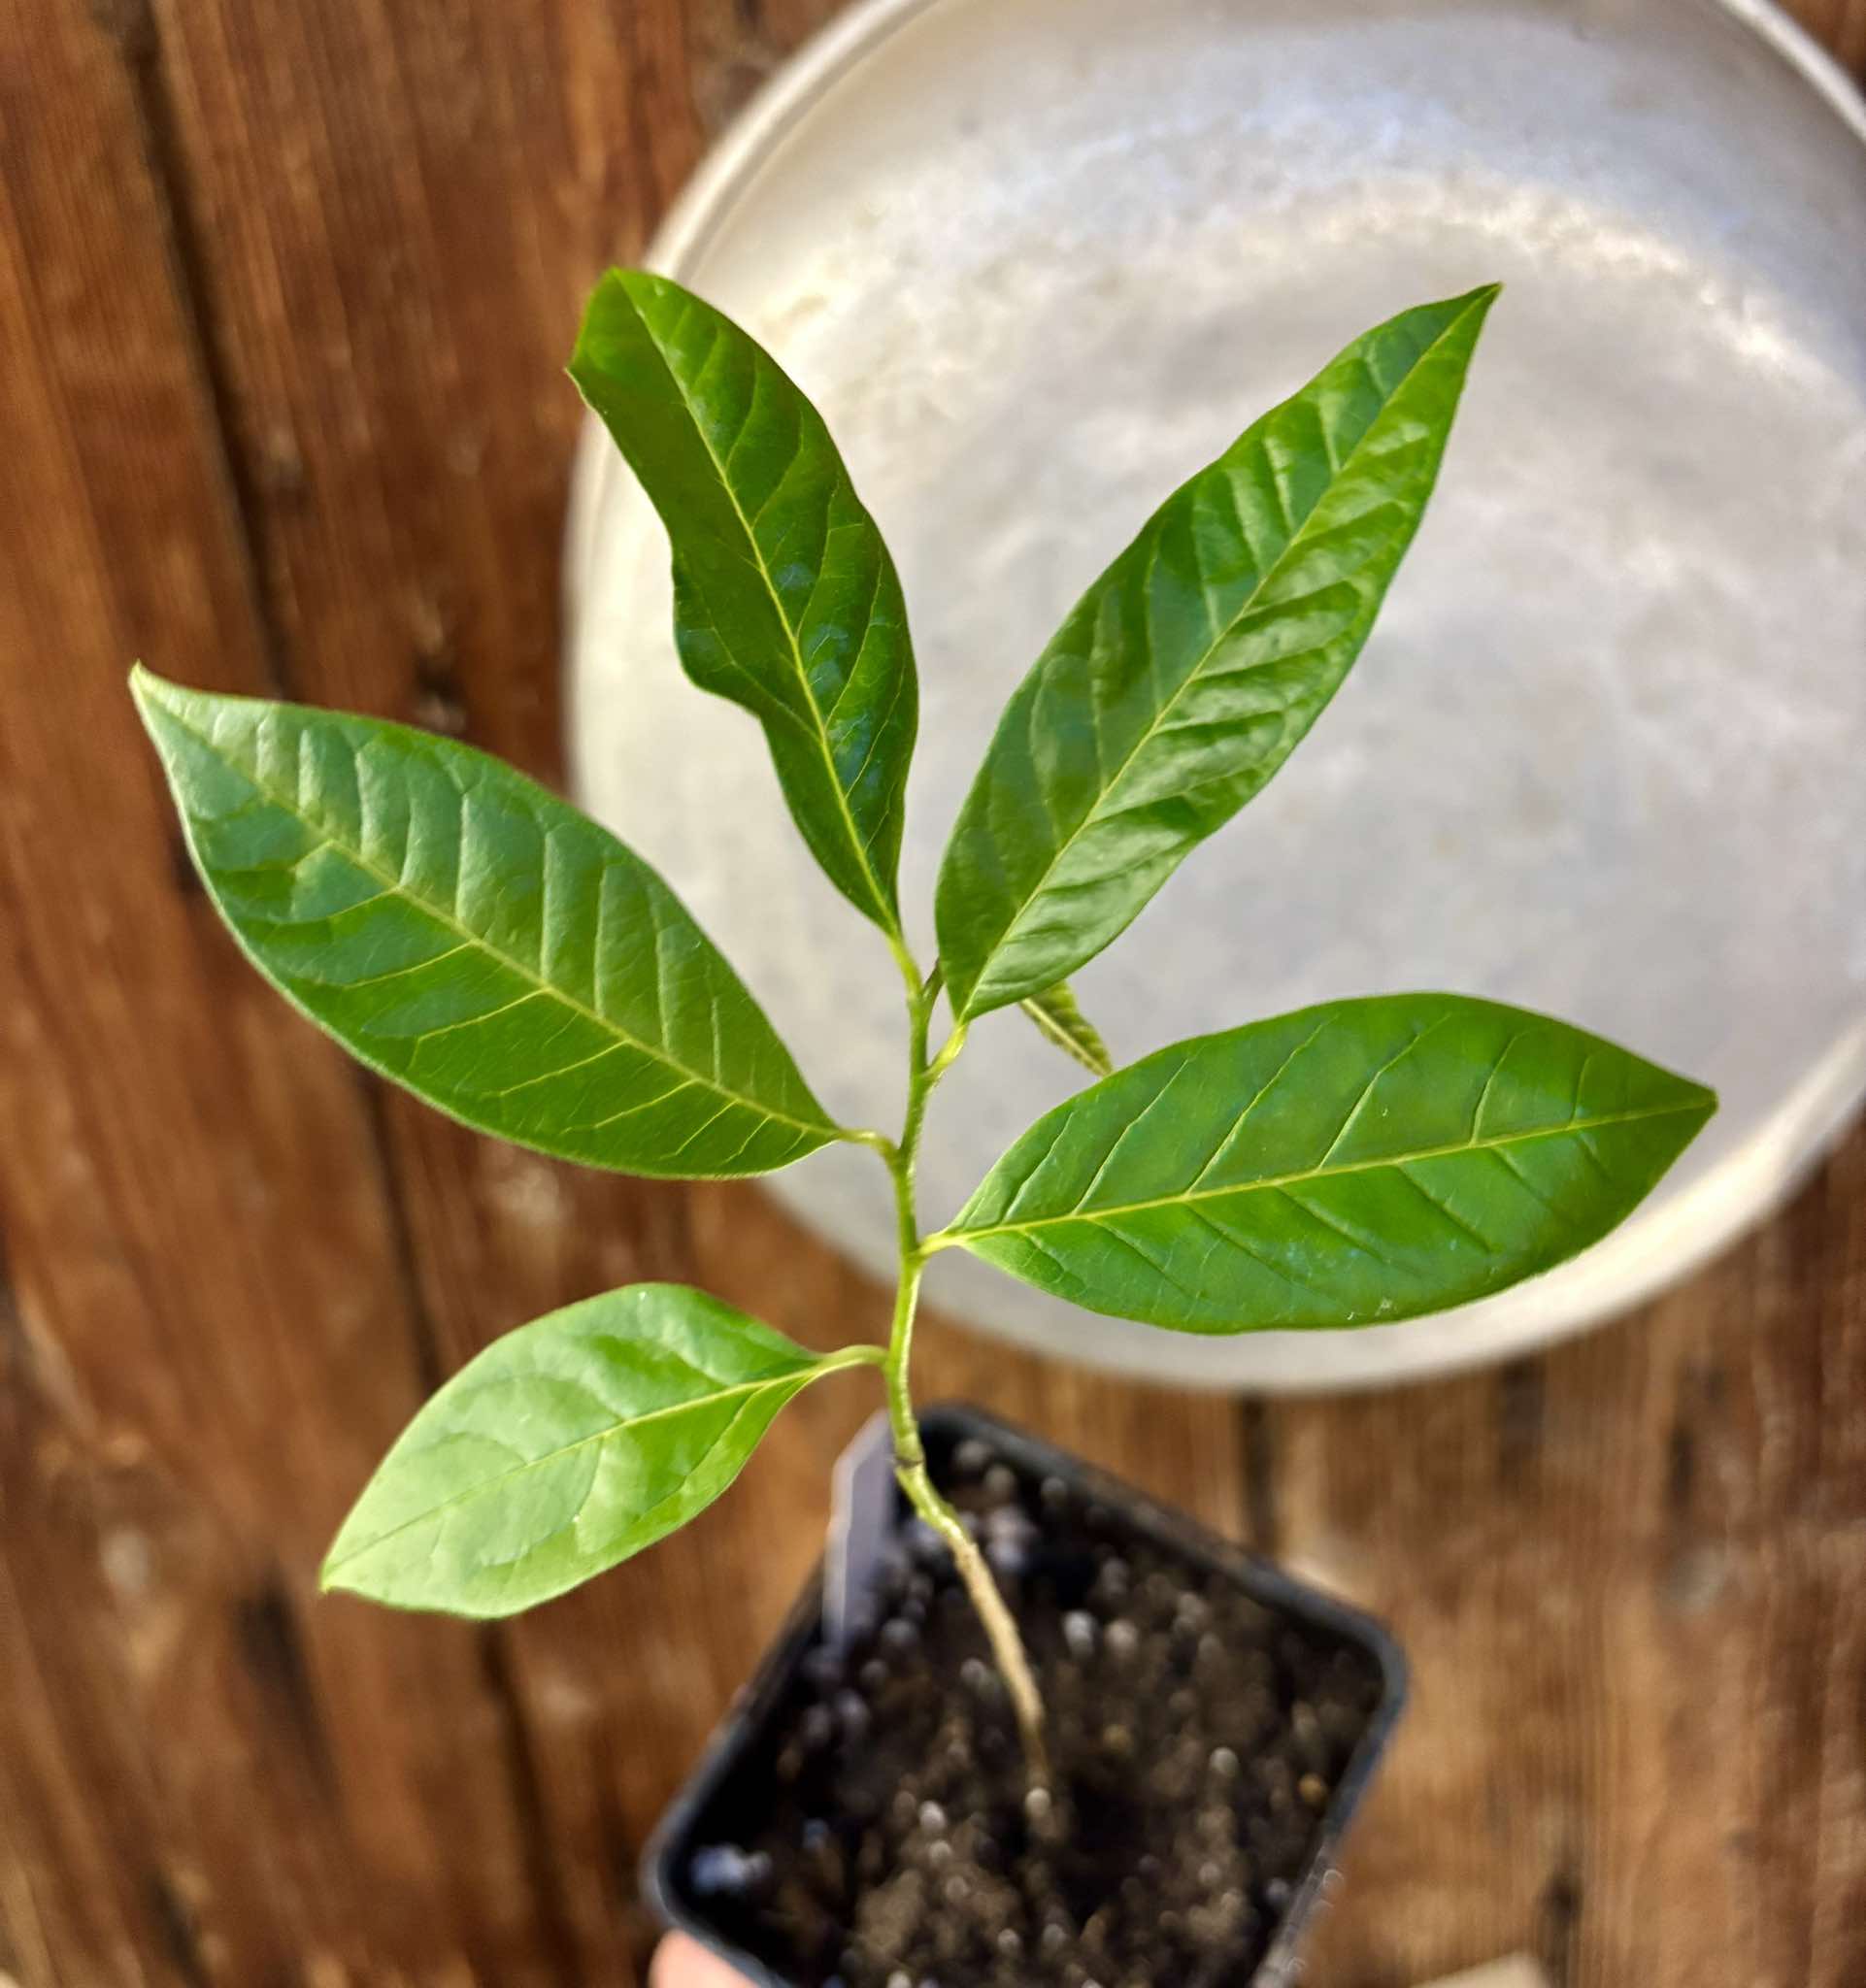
left=1019, top=980, right=1113, bottom=1079
left=132, top=669, right=839, bottom=1177
left=570, top=270, right=917, bottom=937
left=322, top=1284, right=882, bottom=1615
left=934, top=994, right=1714, bottom=1333
left=936, top=286, right=1499, bottom=1021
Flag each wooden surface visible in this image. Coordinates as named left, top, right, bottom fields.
left=2, top=2, right=1862, bottom=1983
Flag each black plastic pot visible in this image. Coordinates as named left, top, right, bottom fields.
left=644, top=1405, right=1406, bottom=1988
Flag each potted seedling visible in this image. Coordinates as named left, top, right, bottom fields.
left=133, top=270, right=1715, bottom=1988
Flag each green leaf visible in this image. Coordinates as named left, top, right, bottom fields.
left=322, top=1284, right=882, bottom=1615
left=934, top=994, right=1714, bottom=1333
left=935, top=286, right=1499, bottom=1021
left=570, top=270, right=917, bottom=938
left=132, top=669, right=840, bottom=1177
left=1019, top=980, right=1113, bottom=1079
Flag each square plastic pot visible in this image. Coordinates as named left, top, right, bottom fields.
left=643, top=1405, right=1406, bottom=1988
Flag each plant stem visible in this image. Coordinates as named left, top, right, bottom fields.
left=878, top=966, right=1049, bottom=1782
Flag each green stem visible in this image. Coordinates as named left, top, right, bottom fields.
left=876, top=967, right=1049, bottom=1780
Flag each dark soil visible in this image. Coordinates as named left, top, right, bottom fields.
left=670, top=1425, right=1385, bottom=1988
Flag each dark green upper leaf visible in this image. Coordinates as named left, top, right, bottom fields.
left=133, top=669, right=839, bottom=1177
left=935, top=286, right=1499, bottom=1021
left=571, top=270, right=917, bottom=937
left=1019, top=980, right=1113, bottom=1079
left=935, top=994, right=1714, bottom=1333
left=322, top=1283, right=880, bottom=1616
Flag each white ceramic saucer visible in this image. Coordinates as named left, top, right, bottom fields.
left=566, top=0, right=1866, bottom=1390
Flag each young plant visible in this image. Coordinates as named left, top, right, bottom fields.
left=132, top=272, right=1715, bottom=1776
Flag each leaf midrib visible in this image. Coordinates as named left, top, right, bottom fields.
left=623, top=287, right=901, bottom=936
left=934, top=1096, right=1707, bottom=1246
left=323, top=1346, right=881, bottom=1576
left=960, top=293, right=1488, bottom=1014
left=153, top=690, right=837, bottom=1144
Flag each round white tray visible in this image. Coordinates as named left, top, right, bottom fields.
left=565, top=0, right=1866, bottom=1391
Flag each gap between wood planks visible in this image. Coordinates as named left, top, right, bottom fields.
left=93, top=2, right=588, bottom=1979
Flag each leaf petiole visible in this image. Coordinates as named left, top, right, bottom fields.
left=839, top=1124, right=898, bottom=1157
left=926, top=1021, right=968, bottom=1086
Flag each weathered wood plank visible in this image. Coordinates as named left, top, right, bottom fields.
left=0, top=4, right=588, bottom=1982
left=1284, top=1119, right=1866, bottom=1988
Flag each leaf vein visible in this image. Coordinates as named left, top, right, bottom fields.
left=951, top=1099, right=1705, bottom=1243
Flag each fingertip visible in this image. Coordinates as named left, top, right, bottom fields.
left=650, top=1931, right=754, bottom=1988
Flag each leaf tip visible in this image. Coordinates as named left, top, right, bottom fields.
left=568, top=266, right=630, bottom=380
left=1655, top=1060, right=1717, bottom=1129
left=127, top=660, right=167, bottom=712
left=127, top=665, right=192, bottom=757
left=317, top=1528, right=358, bottom=1596
left=317, top=1538, right=416, bottom=1612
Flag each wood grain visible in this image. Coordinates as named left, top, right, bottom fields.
left=0, top=4, right=597, bottom=1983
left=1, top=1, right=1861, bottom=1984
left=1282, top=1123, right=1866, bottom=1988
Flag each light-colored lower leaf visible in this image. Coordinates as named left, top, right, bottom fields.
left=934, top=994, right=1715, bottom=1332
left=321, top=1284, right=882, bottom=1616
